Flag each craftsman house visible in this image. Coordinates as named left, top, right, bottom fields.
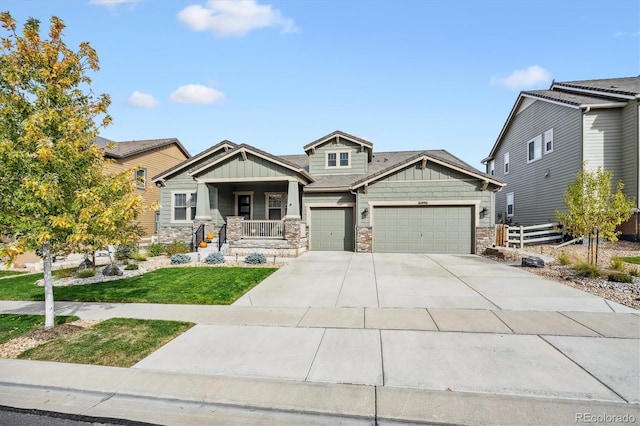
left=482, top=76, right=639, bottom=240
left=152, top=131, right=504, bottom=255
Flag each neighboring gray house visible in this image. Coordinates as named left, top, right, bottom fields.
left=152, top=131, right=504, bottom=255
left=483, top=76, right=640, bottom=241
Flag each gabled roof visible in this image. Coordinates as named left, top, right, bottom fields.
left=483, top=76, right=639, bottom=163
left=303, top=130, right=374, bottom=161
left=188, top=143, right=314, bottom=182
left=351, top=150, right=503, bottom=190
left=151, top=140, right=237, bottom=182
left=97, top=137, right=190, bottom=160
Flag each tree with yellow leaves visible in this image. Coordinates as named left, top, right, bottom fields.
left=0, top=12, right=143, bottom=329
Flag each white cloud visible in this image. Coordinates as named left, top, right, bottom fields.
left=491, top=66, right=552, bottom=90
left=128, top=91, right=159, bottom=108
left=170, top=84, right=224, bottom=104
left=177, top=0, right=298, bottom=37
left=89, top=0, right=140, bottom=8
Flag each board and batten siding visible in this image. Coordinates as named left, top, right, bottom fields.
left=196, top=153, right=300, bottom=180
left=356, top=162, right=494, bottom=229
left=493, top=99, right=582, bottom=226
left=106, top=144, right=188, bottom=237
left=620, top=102, right=639, bottom=207
left=308, top=139, right=368, bottom=175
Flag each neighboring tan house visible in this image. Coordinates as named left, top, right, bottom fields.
left=482, top=76, right=640, bottom=241
left=152, top=130, right=504, bottom=255
left=96, top=136, right=191, bottom=239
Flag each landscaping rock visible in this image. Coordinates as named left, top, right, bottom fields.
left=102, top=264, right=123, bottom=276
left=522, top=256, right=545, bottom=268
left=484, top=248, right=505, bottom=259
left=78, top=258, right=94, bottom=271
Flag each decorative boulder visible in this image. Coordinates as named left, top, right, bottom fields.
left=78, top=258, right=94, bottom=271
left=102, top=264, right=123, bottom=276
left=484, top=248, right=505, bottom=259
left=521, top=256, right=545, bottom=268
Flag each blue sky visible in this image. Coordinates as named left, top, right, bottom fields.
left=4, top=0, right=639, bottom=168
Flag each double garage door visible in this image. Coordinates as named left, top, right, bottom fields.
left=309, top=205, right=473, bottom=254
left=373, top=206, right=473, bottom=254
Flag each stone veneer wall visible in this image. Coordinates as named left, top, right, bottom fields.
left=158, top=225, right=193, bottom=247
left=475, top=226, right=495, bottom=254
left=356, top=227, right=372, bottom=253
left=226, top=216, right=307, bottom=256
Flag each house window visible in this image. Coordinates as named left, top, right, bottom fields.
left=544, top=128, right=553, bottom=153
left=173, top=192, right=197, bottom=221
left=504, top=152, right=509, bottom=175
left=506, top=192, right=514, bottom=217
left=489, top=160, right=495, bottom=176
left=527, top=135, right=542, bottom=163
left=326, top=151, right=350, bottom=168
left=266, top=193, right=287, bottom=220
left=135, top=168, right=146, bottom=189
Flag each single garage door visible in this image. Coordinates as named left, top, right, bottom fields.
left=373, top=206, right=472, bottom=254
left=310, top=207, right=354, bottom=251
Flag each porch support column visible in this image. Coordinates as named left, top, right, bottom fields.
left=285, top=179, right=301, bottom=219
left=194, top=181, right=211, bottom=220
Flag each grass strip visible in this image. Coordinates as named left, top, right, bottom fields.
left=18, top=318, right=194, bottom=367
left=0, top=267, right=276, bottom=304
left=0, top=271, right=27, bottom=278
left=618, top=256, right=640, bottom=265
left=0, top=314, right=79, bottom=344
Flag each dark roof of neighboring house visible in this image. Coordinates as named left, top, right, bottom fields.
left=97, top=137, right=191, bottom=160
left=484, top=76, right=640, bottom=162
left=151, top=140, right=237, bottom=182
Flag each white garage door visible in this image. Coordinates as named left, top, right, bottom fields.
left=373, top=206, right=473, bottom=254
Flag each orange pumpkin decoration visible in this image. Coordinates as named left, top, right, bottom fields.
left=199, top=241, right=208, bottom=248
left=206, top=233, right=214, bottom=240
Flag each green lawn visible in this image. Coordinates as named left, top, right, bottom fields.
left=0, top=267, right=276, bottom=304
left=18, top=318, right=194, bottom=367
left=0, top=270, right=27, bottom=278
left=619, top=256, right=640, bottom=265
left=0, top=314, right=79, bottom=344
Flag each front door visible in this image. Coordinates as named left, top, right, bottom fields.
left=237, top=194, right=251, bottom=219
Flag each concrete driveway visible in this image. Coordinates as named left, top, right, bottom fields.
left=233, top=251, right=633, bottom=312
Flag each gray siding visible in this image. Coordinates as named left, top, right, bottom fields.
left=196, top=153, right=299, bottom=180
left=620, top=102, right=639, bottom=207
left=492, top=100, right=583, bottom=226
left=302, top=192, right=355, bottom=222
left=308, top=139, right=368, bottom=175
left=583, top=109, right=623, bottom=174
left=356, top=161, right=494, bottom=228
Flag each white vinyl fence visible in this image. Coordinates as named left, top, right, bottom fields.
left=506, top=222, right=563, bottom=248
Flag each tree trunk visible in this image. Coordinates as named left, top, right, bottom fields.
left=42, top=241, right=55, bottom=330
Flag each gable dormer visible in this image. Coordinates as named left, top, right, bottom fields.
left=304, top=130, right=373, bottom=176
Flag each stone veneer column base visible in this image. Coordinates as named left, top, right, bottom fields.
left=475, top=226, right=495, bottom=254
left=356, top=227, right=372, bottom=253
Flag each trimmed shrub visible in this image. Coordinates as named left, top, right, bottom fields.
left=629, top=268, right=639, bottom=277
left=132, top=252, right=147, bottom=262
left=573, top=261, right=601, bottom=278
left=147, top=242, right=165, bottom=257
left=610, top=258, right=625, bottom=271
left=114, top=244, right=135, bottom=261
left=166, top=240, right=189, bottom=256
left=245, top=252, right=267, bottom=265
left=205, top=252, right=225, bottom=264
left=170, top=253, right=191, bottom=264
left=124, top=264, right=139, bottom=270
left=76, top=268, right=96, bottom=278
left=607, top=273, right=633, bottom=283
left=557, top=251, right=571, bottom=266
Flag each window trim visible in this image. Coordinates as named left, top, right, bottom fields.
left=135, top=168, right=147, bottom=189
left=506, top=192, right=514, bottom=217
left=544, top=128, right=554, bottom=154
left=265, top=192, right=288, bottom=220
left=325, top=150, right=351, bottom=169
left=489, top=160, right=495, bottom=176
left=503, top=152, right=510, bottom=175
left=527, top=135, right=542, bottom=164
left=171, top=191, right=197, bottom=223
